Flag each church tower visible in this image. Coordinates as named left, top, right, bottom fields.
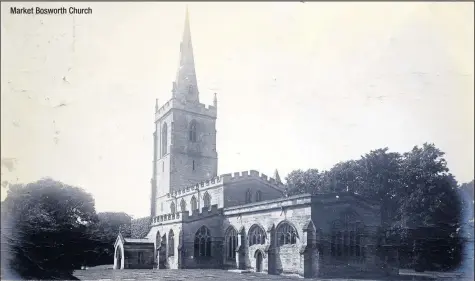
left=151, top=8, right=218, bottom=217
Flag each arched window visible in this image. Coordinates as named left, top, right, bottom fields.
left=170, top=202, right=176, bottom=214
left=203, top=192, right=211, bottom=209
left=276, top=222, right=298, bottom=246
left=180, top=199, right=187, bottom=212
left=168, top=230, right=175, bottom=256
left=189, top=120, right=197, bottom=142
left=155, top=231, right=161, bottom=250
left=249, top=224, right=266, bottom=246
left=350, top=231, right=355, bottom=257
left=337, top=231, right=342, bottom=256
left=194, top=226, right=211, bottom=257
left=330, top=213, right=363, bottom=259
left=225, top=226, right=238, bottom=260
left=161, top=123, right=168, bottom=156
left=255, top=191, right=262, bottom=202
left=245, top=189, right=252, bottom=204
left=191, top=196, right=198, bottom=212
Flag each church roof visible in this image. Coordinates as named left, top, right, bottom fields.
left=123, top=238, right=152, bottom=244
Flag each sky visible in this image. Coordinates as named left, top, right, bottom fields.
left=1, top=2, right=474, bottom=218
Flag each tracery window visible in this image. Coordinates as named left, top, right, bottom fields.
left=225, top=226, right=238, bottom=260
left=276, top=222, right=298, bottom=246
left=255, top=191, right=262, bottom=202
left=168, top=230, right=175, bottom=256
left=161, top=123, right=168, bottom=156
left=189, top=120, right=197, bottom=142
left=180, top=199, right=187, bottom=212
left=249, top=224, right=266, bottom=246
left=245, top=189, right=252, bottom=204
left=203, top=192, right=211, bottom=209
left=330, top=217, right=363, bottom=259
left=191, top=196, right=198, bottom=212
left=194, top=226, right=212, bottom=257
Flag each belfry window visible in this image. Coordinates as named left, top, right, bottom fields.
left=189, top=120, right=197, bottom=142
left=194, top=226, right=212, bottom=257
left=161, top=123, right=168, bottom=156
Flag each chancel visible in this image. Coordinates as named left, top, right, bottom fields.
left=113, top=8, right=399, bottom=279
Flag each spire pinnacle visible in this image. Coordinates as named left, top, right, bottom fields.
left=274, top=169, right=282, bottom=184
left=174, top=6, right=199, bottom=103
left=155, top=98, right=159, bottom=112
left=213, top=93, right=217, bottom=107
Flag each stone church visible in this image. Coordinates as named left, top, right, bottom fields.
left=114, top=8, right=399, bottom=278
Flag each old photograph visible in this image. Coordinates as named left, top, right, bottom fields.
left=1, top=2, right=474, bottom=281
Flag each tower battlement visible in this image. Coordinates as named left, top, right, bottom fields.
left=155, top=98, right=217, bottom=122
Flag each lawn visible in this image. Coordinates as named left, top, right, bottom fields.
left=74, top=268, right=303, bottom=281
left=73, top=267, right=471, bottom=281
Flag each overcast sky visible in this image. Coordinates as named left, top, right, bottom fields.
left=1, top=2, right=473, bottom=218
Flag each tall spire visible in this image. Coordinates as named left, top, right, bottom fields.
left=174, top=5, right=199, bottom=103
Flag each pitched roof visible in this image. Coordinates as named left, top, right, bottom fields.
left=123, top=238, right=152, bottom=244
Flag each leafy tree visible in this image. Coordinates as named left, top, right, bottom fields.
left=284, top=143, right=465, bottom=271
left=396, top=143, right=461, bottom=229
left=131, top=216, right=152, bottom=239
left=1, top=178, right=98, bottom=280
left=87, top=212, right=132, bottom=266
left=285, top=169, right=322, bottom=195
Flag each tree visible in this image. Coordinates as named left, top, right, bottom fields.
left=285, top=169, right=322, bottom=195
left=131, top=216, right=152, bottom=239
left=396, top=143, right=461, bottom=229
left=1, top=178, right=98, bottom=280
left=87, top=212, right=132, bottom=266
left=284, top=143, right=465, bottom=271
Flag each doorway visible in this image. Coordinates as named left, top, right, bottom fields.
left=255, top=250, right=263, bottom=273
left=115, top=247, right=122, bottom=269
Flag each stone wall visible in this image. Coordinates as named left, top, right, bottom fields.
left=223, top=194, right=313, bottom=276
left=155, top=184, right=224, bottom=216
left=181, top=211, right=224, bottom=269
left=123, top=244, right=154, bottom=269
left=223, top=178, right=283, bottom=208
